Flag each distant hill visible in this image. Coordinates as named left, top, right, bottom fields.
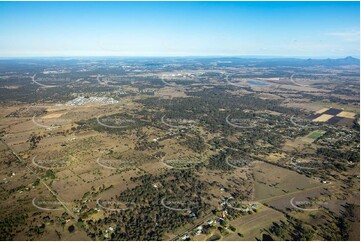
left=304, top=56, right=360, bottom=66
left=195, top=56, right=360, bottom=67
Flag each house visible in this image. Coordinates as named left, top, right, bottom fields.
left=74, top=207, right=81, bottom=213
left=181, top=235, right=189, bottom=240
left=153, top=182, right=162, bottom=188
left=218, top=217, right=225, bottom=224
left=242, top=207, right=250, bottom=212
left=207, top=219, right=214, bottom=225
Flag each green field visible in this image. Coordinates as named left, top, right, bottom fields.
left=307, top=130, right=326, bottom=139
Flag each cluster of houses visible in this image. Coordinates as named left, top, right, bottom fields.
left=65, top=96, right=119, bottom=106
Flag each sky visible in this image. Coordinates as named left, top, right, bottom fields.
left=0, top=1, right=359, bottom=58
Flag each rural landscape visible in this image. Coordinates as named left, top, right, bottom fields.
left=0, top=1, right=360, bottom=241
left=0, top=56, right=359, bottom=240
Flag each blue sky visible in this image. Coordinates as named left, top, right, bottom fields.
left=0, top=1, right=359, bottom=57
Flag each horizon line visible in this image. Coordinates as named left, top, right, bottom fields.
left=0, top=55, right=359, bottom=60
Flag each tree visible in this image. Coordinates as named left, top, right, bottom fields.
left=68, top=225, right=75, bottom=233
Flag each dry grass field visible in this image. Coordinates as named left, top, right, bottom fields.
left=224, top=206, right=286, bottom=241
left=313, top=114, right=334, bottom=122
left=252, top=162, right=321, bottom=201
left=337, top=111, right=356, bottom=118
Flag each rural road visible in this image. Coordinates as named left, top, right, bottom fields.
left=170, top=212, right=214, bottom=241
left=31, top=74, right=59, bottom=88
left=0, top=139, right=77, bottom=219
left=256, top=182, right=333, bottom=204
